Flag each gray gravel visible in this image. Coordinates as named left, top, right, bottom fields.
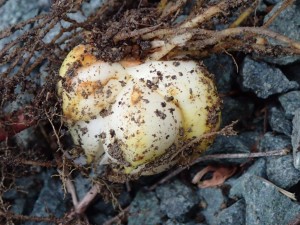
left=24, top=171, right=67, bottom=225
left=266, top=154, right=300, bottom=188
left=156, top=180, right=199, bottom=221
left=268, top=106, right=292, bottom=136
left=128, top=191, right=164, bottom=225
left=203, top=54, right=236, bottom=94
left=279, top=90, right=300, bottom=119
left=217, top=199, right=245, bottom=225
left=240, top=56, right=298, bottom=98
left=229, top=158, right=267, bottom=199
left=204, top=132, right=259, bottom=164
left=0, top=0, right=50, bottom=59
left=241, top=175, right=300, bottom=225
left=197, top=187, right=227, bottom=225
left=258, top=132, right=291, bottom=152
left=263, top=0, right=300, bottom=65
left=220, top=97, right=254, bottom=128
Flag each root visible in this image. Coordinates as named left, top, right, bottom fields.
left=146, top=1, right=226, bottom=61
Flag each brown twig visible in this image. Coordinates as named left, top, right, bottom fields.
left=62, top=184, right=100, bottom=224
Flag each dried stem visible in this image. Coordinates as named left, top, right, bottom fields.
left=61, top=184, right=100, bottom=224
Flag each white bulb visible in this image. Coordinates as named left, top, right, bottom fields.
left=59, top=45, right=221, bottom=175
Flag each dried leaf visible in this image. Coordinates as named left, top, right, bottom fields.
left=192, top=165, right=237, bottom=188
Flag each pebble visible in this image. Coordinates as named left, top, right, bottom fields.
left=263, top=1, right=300, bottom=65
left=156, top=180, right=199, bottom=221
left=203, top=54, right=236, bottom=94
left=93, top=190, right=131, bottom=216
left=24, top=171, right=67, bottom=225
left=74, top=174, right=92, bottom=200
left=268, top=106, right=292, bottom=136
left=3, top=176, right=41, bottom=215
left=240, top=56, right=298, bottom=98
left=128, top=191, right=164, bottom=225
left=204, top=132, right=259, bottom=165
left=238, top=175, right=300, bottom=225
left=258, top=132, right=291, bottom=152
left=0, top=0, right=50, bottom=49
left=229, top=158, right=266, bottom=197
left=217, top=199, right=245, bottom=225
left=221, top=97, right=254, bottom=128
left=266, top=154, right=300, bottom=189
left=279, top=91, right=300, bottom=119
left=197, top=187, right=227, bottom=225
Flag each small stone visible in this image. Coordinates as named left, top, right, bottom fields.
left=90, top=214, right=110, bottom=225
left=258, top=132, right=291, bottom=152
left=128, top=191, right=164, bottom=225
left=268, top=106, right=292, bottom=136
left=241, top=175, right=300, bottom=225
left=266, top=154, right=300, bottom=188
left=217, top=199, right=246, bottom=225
left=3, top=176, right=40, bottom=215
left=229, top=158, right=267, bottom=199
left=205, top=132, right=259, bottom=164
left=26, top=172, right=67, bottom=225
left=263, top=1, right=300, bottom=65
left=156, top=180, right=198, bottom=221
left=0, top=0, right=50, bottom=49
left=203, top=54, right=236, bottom=93
left=74, top=174, right=91, bottom=200
left=93, top=191, right=131, bottom=215
left=197, top=187, right=227, bottom=225
left=82, top=0, right=105, bottom=16
left=292, top=108, right=300, bottom=170
left=11, top=199, right=27, bottom=215
left=279, top=91, right=300, bottom=119
left=240, top=57, right=298, bottom=98
left=221, top=97, right=254, bottom=128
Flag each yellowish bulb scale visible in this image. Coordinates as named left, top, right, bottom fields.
left=59, top=45, right=221, bottom=175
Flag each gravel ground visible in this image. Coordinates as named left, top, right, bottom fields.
left=1, top=0, right=300, bottom=225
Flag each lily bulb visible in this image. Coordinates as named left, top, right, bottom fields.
left=58, top=45, right=221, bottom=175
